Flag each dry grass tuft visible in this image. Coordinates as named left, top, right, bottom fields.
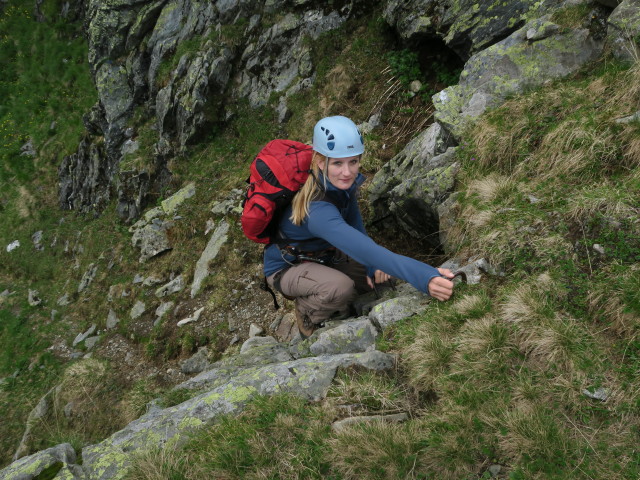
left=498, top=403, right=573, bottom=465
left=402, top=318, right=457, bottom=391
left=588, top=266, right=640, bottom=339
left=452, top=294, right=486, bottom=317
left=328, top=371, right=411, bottom=416
left=535, top=120, right=619, bottom=179
left=328, top=421, right=423, bottom=480
left=17, top=186, right=35, bottom=218
left=467, top=174, right=517, bottom=204
left=500, top=273, right=554, bottom=324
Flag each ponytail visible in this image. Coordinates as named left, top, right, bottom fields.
left=290, top=152, right=327, bottom=225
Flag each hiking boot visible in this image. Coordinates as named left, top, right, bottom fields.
left=294, top=305, right=319, bottom=339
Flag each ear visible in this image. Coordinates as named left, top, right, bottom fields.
left=317, top=157, right=325, bottom=171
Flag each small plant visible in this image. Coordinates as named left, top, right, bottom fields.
left=386, top=49, right=422, bottom=87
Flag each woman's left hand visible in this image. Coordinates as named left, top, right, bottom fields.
left=367, top=270, right=392, bottom=289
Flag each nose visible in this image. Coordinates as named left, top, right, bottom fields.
left=341, top=163, right=351, bottom=175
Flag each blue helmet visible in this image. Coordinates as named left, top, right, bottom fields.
left=312, top=116, right=364, bottom=158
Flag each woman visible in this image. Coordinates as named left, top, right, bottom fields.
left=264, top=115, right=454, bottom=338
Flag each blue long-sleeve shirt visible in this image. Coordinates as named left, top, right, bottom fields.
left=263, top=173, right=440, bottom=294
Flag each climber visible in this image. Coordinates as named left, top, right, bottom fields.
left=264, top=115, right=455, bottom=338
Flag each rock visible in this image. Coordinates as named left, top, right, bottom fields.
left=190, top=220, right=229, bottom=298
left=73, top=324, right=97, bottom=346
left=155, top=275, right=185, bottom=298
left=81, top=350, right=395, bottom=478
left=78, top=263, right=98, bottom=293
left=230, top=334, right=240, bottom=346
left=593, top=244, right=605, bottom=255
left=275, top=313, right=297, bottom=342
left=368, top=123, right=457, bottom=245
left=130, top=301, right=146, bottom=320
left=20, top=138, right=36, bottom=156
left=608, top=0, right=640, bottom=63
left=28, top=289, right=42, bottom=307
left=132, top=274, right=144, bottom=284
left=177, top=307, right=205, bottom=327
left=210, top=189, right=244, bottom=215
left=106, top=310, right=119, bottom=330
left=180, top=347, right=210, bottom=374
left=249, top=323, right=264, bottom=338
left=583, top=387, right=609, bottom=401
left=59, top=135, right=112, bottom=216
left=409, top=79, right=422, bottom=93
left=12, top=385, right=59, bottom=461
left=155, top=301, right=174, bottom=322
left=161, top=183, right=196, bottom=215
left=57, top=294, right=72, bottom=306
left=615, top=111, right=640, bottom=124
left=369, top=295, right=429, bottom=331
left=31, top=230, right=44, bottom=251
left=6, top=240, right=20, bottom=252
left=131, top=219, right=172, bottom=263
left=240, top=336, right=278, bottom=354
left=85, top=336, right=100, bottom=350
left=2, top=443, right=76, bottom=478
left=331, top=412, right=408, bottom=433
left=358, top=113, right=382, bottom=135
left=488, top=464, right=502, bottom=477
left=142, top=274, right=164, bottom=287
left=310, top=319, right=379, bottom=355
left=434, top=16, right=604, bottom=141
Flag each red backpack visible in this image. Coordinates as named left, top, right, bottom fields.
left=241, top=139, right=313, bottom=244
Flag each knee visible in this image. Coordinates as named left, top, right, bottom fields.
left=319, top=275, right=356, bottom=304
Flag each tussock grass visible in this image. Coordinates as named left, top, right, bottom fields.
left=328, top=422, right=425, bottom=480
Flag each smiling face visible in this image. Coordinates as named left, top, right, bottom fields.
left=318, top=155, right=361, bottom=190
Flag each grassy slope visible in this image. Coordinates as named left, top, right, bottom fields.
left=126, top=60, right=640, bottom=480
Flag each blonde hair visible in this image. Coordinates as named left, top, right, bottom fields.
left=290, top=151, right=328, bottom=225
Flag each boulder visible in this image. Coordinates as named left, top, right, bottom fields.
left=80, top=351, right=395, bottom=479
left=434, top=16, right=604, bottom=141
left=607, top=0, right=640, bottom=63
left=368, top=294, right=429, bottom=331
left=309, top=319, right=379, bottom=356
left=0, top=443, right=76, bottom=479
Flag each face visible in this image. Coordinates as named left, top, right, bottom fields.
left=318, top=155, right=361, bottom=190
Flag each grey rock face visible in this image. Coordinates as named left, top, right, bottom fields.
left=383, top=0, right=565, bottom=60
left=130, top=301, right=146, bottom=320
left=59, top=136, right=114, bottom=214
left=331, top=412, right=408, bottom=433
left=179, top=346, right=210, bottom=374
left=28, top=289, right=42, bottom=307
left=368, top=123, right=458, bottom=245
